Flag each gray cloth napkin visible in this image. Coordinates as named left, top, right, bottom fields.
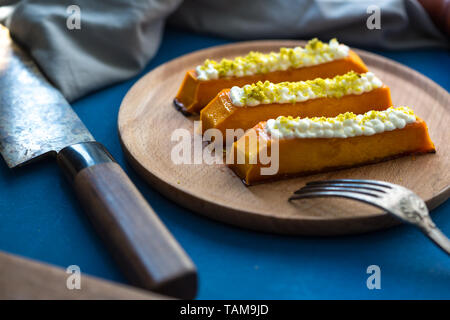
left=0, top=0, right=447, bottom=102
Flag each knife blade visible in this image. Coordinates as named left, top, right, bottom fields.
left=0, top=26, right=197, bottom=299
left=0, top=28, right=93, bottom=168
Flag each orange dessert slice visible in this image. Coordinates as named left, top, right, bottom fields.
left=229, top=107, right=435, bottom=185
left=201, top=72, right=392, bottom=136
left=175, top=39, right=368, bottom=114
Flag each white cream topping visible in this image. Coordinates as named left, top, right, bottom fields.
left=195, top=38, right=349, bottom=81
left=265, top=107, right=417, bottom=139
left=229, top=72, right=383, bottom=107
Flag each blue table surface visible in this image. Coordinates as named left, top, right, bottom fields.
left=0, top=27, right=449, bottom=300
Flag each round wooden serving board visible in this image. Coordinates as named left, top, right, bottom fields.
left=118, top=40, right=450, bottom=235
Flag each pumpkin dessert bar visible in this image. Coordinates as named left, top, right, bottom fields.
left=201, top=71, right=392, bottom=135
left=175, top=38, right=368, bottom=114
left=229, top=107, right=435, bottom=185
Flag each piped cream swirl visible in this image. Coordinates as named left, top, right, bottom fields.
left=229, top=71, right=383, bottom=107
left=196, top=38, right=349, bottom=81
left=265, top=107, right=417, bottom=139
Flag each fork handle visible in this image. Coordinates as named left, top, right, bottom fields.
left=421, top=223, right=450, bottom=256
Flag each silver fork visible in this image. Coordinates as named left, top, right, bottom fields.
left=289, top=179, right=450, bottom=255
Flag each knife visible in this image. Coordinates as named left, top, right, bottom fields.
left=0, top=27, right=197, bottom=299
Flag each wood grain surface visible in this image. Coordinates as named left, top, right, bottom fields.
left=0, top=250, right=169, bottom=300
left=118, top=40, right=450, bottom=235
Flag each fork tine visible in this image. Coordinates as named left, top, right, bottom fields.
left=295, top=183, right=387, bottom=194
left=289, top=191, right=380, bottom=205
left=294, top=186, right=381, bottom=198
left=306, top=179, right=393, bottom=188
left=290, top=181, right=450, bottom=255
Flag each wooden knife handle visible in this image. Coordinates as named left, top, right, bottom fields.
left=57, top=142, right=197, bottom=299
